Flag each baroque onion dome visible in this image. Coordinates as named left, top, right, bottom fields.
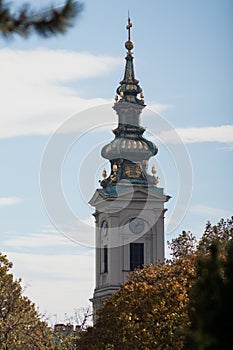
left=100, top=17, right=159, bottom=191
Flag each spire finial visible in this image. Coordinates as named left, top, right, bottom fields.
left=125, top=14, right=134, bottom=51
left=115, top=15, right=144, bottom=105
left=126, top=13, right=132, bottom=41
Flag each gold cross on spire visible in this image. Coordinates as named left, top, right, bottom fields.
left=126, top=14, right=132, bottom=41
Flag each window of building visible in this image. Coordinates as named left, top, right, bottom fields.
left=130, top=243, right=144, bottom=271
left=104, top=245, right=108, bottom=273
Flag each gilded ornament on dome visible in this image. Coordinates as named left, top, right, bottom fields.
left=124, top=164, right=141, bottom=178
left=105, top=145, right=111, bottom=153
left=110, top=174, right=117, bottom=182
left=138, top=141, right=143, bottom=150
left=113, top=164, right=118, bottom=172
left=102, top=169, right=107, bottom=179
left=125, top=40, right=134, bottom=51
left=154, top=176, right=159, bottom=185
left=135, top=166, right=141, bottom=177
left=125, top=165, right=131, bottom=177
left=152, top=165, right=157, bottom=175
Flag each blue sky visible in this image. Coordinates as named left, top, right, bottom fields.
left=0, top=0, right=232, bottom=323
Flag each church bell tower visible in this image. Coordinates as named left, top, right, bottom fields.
left=89, top=18, right=170, bottom=314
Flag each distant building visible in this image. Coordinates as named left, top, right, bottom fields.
left=53, top=323, right=81, bottom=346
left=89, top=17, right=170, bottom=316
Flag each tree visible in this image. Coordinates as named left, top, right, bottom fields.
left=0, top=252, right=54, bottom=349
left=0, top=0, right=83, bottom=39
left=168, top=230, right=197, bottom=258
left=53, top=324, right=79, bottom=350
left=77, top=217, right=233, bottom=349
left=198, top=216, right=233, bottom=254
left=53, top=307, right=92, bottom=350
left=78, top=256, right=196, bottom=349
left=185, top=232, right=233, bottom=349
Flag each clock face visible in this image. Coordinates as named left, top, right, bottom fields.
left=129, top=218, right=145, bottom=234
left=101, top=220, right=108, bottom=236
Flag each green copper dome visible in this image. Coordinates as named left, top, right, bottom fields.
left=101, top=124, right=158, bottom=161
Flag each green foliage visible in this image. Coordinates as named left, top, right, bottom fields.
left=53, top=323, right=82, bottom=350
left=198, top=216, right=233, bottom=253
left=168, top=230, right=197, bottom=258
left=0, top=252, right=54, bottom=349
left=54, top=332, right=78, bottom=350
left=0, top=0, right=83, bottom=39
left=185, top=238, right=233, bottom=349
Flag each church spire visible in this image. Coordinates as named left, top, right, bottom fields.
left=100, top=17, right=158, bottom=191
left=115, top=16, right=145, bottom=106
left=90, top=16, right=170, bottom=320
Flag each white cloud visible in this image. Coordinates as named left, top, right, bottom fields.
left=0, top=197, right=23, bottom=206
left=158, top=125, right=233, bottom=145
left=80, top=216, right=95, bottom=228
left=2, top=218, right=95, bottom=249
left=1, top=48, right=231, bottom=148
left=3, top=232, right=75, bottom=248
left=5, top=251, right=94, bottom=320
left=190, top=204, right=232, bottom=220
left=0, top=48, right=119, bottom=83
left=148, top=102, right=174, bottom=113
left=0, top=48, right=121, bottom=139
left=0, top=48, right=174, bottom=140
left=40, top=225, right=62, bottom=234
